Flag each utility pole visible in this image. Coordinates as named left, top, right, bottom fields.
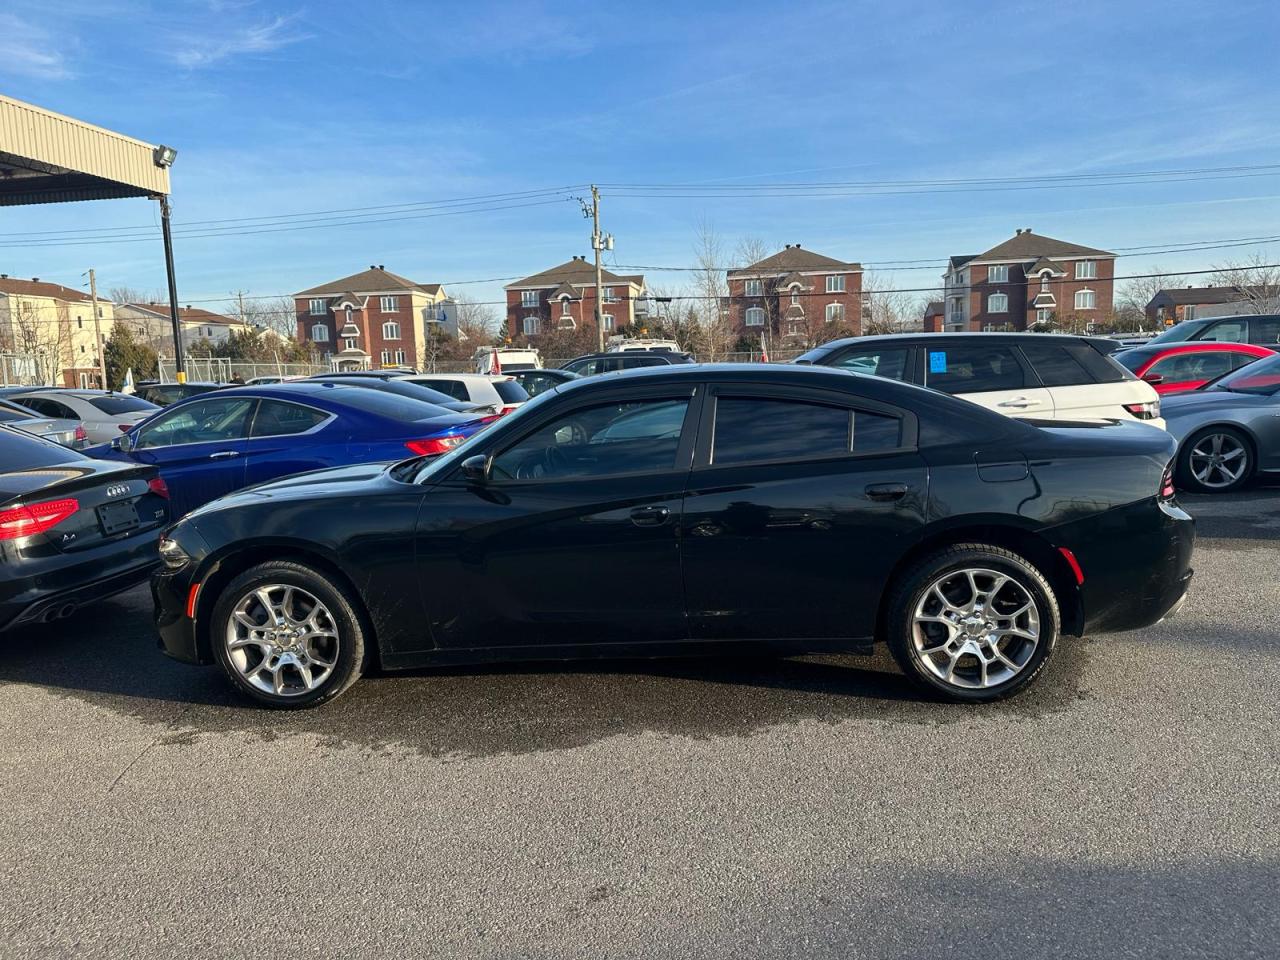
left=579, top=185, right=614, bottom=353
left=236, top=290, right=246, bottom=325
left=158, top=195, right=186, bottom=383
left=88, top=268, right=106, bottom=389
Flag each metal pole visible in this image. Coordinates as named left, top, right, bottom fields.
left=159, top=195, right=186, bottom=383
left=88, top=268, right=106, bottom=389
left=592, top=185, right=604, bottom=353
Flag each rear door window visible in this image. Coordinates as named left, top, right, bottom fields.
left=924, top=344, right=1026, bottom=394
left=416, top=379, right=470, bottom=401
left=1149, top=352, right=1236, bottom=383
left=249, top=400, right=329, bottom=437
left=711, top=397, right=902, bottom=465
left=134, top=397, right=256, bottom=449
left=1200, top=319, right=1248, bottom=343
left=1249, top=317, right=1280, bottom=345
left=17, top=396, right=78, bottom=419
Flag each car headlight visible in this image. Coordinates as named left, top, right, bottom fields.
left=158, top=537, right=191, bottom=570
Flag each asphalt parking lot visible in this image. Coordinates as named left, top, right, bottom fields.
left=2, top=489, right=1278, bottom=959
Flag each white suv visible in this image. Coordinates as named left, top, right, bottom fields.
left=399, top=373, right=530, bottom=415
left=796, top=333, right=1164, bottom=429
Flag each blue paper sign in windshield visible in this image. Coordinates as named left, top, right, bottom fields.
left=929, top=351, right=947, bottom=373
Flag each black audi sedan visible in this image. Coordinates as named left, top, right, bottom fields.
left=152, top=364, right=1193, bottom=708
left=1, top=425, right=169, bottom=631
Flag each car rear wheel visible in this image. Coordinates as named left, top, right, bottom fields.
left=1177, top=426, right=1252, bottom=494
left=886, top=544, right=1059, bottom=703
left=211, top=561, right=367, bottom=708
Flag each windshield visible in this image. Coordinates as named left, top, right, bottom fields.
left=1112, top=350, right=1148, bottom=372
left=88, top=395, right=159, bottom=415
left=1147, top=319, right=1215, bottom=345
left=1206, top=353, right=1280, bottom=395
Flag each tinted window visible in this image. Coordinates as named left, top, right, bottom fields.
left=87, top=395, right=157, bottom=415
left=1113, top=350, right=1147, bottom=372
left=0, top=399, right=42, bottom=418
left=17, top=396, right=77, bottom=419
left=1148, top=318, right=1215, bottom=345
left=712, top=397, right=901, bottom=465
left=517, top=373, right=556, bottom=397
left=250, top=400, right=329, bottom=437
left=0, top=426, right=85, bottom=469
left=925, top=345, right=1026, bottom=393
left=494, top=380, right=529, bottom=403
left=0, top=408, right=32, bottom=423
left=1250, top=317, right=1280, bottom=345
left=1208, top=353, right=1280, bottom=395
left=563, top=359, right=601, bottom=376
left=829, top=347, right=909, bottom=381
left=1019, top=342, right=1097, bottom=386
left=491, top=398, right=689, bottom=480
left=415, top=379, right=469, bottom=401
left=1200, top=319, right=1248, bottom=343
left=135, top=397, right=255, bottom=449
left=329, top=388, right=450, bottom=422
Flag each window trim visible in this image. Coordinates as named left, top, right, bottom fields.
left=520, top=290, right=540, bottom=308
left=744, top=279, right=763, bottom=297
left=693, top=383, right=917, bottom=470
left=382, top=320, right=401, bottom=339
left=988, top=292, right=1009, bottom=313
left=988, top=265, right=1009, bottom=283
left=1074, top=288, right=1096, bottom=310
left=1075, top=259, right=1097, bottom=280
left=380, top=295, right=399, bottom=313
left=522, top=315, right=539, bottom=336
left=825, top=302, right=845, bottom=323
left=825, top=274, right=846, bottom=293
left=460, top=385, right=703, bottom=486
left=247, top=399, right=335, bottom=440
left=309, top=298, right=327, bottom=316
left=744, top=306, right=766, bottom=327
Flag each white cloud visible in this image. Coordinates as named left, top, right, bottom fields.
left=169, top=13, right=311, bottom=68
left=0, top=14, right=73, bottom=80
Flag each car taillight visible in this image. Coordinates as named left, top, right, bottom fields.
left=74, top=425, right=87, bottom=442
left=1124, top=399, right=1160, bottom=420
left=475, top=414, right=503, bottom=426
left=0, top=497, right=80, bottom=541
left=1159, top=465, right=1176, bottom=500
left=148, top=477, right=170, bottom=499
left=118, top=423, right=132, bottom=432
left=405, top=435, right=465, bottom=456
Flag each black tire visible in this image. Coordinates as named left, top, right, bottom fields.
left=210, top=560, right=368, bottom=708
left=1175, top=426, right=1253, bottom=494
left=885, top=544, right=1060, bottom=703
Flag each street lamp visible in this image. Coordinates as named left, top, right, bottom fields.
left=153, top=145, right=178, bottom=168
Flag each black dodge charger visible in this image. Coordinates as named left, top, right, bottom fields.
left=153, top=364, right=1194, bottom=708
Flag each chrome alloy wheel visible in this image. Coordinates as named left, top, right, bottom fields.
left=225, top=584, right=339, bottom=697
left=911, top=568, right=1040, bottom=690
left=1189, top=432, right=1248, bottom=489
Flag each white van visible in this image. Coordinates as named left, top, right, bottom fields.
left=607, top=338, right=683, bottom=353
left=473, top=347, right=542, bottom=374
left=796, top=333, right=1164, bottom=429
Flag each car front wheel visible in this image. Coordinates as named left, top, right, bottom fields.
left=886, top=544, right=1060, bottom=703
left=1177, top=426, right=1252, bottom=494
left=211, top=561, right=367, bottom=708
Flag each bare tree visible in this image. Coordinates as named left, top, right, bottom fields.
left=10, top=298, right=74, bottom=385
left=453, top=296, right=500, bottom=344
left=1211, top=253, right=1280, bottom=312
left=1113, top=264, right=1186, bottom=330
left=861, top=269, right=917, bottom=336
left=228, top=294, right=298, bottom=338
left=693, top=220, right=734, bottom=361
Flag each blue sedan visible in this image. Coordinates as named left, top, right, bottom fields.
left=87, top=382, right=489, bottom=516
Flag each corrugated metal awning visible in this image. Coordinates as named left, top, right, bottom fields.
left=0, top=94, right=171, bottom=206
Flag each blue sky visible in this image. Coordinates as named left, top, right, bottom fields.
left=2, top=0, right=1280, bottom=314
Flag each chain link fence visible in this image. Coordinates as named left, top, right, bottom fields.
left=158, top=358, right=330, bottom=383
left=0, top=354, right=42, bottom=386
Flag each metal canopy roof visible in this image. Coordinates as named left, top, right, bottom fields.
left=0, top=93, right=171, bottom=206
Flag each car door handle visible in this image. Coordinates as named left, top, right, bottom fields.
left=865, top=482, right=909, bottom=502
left=208, top=450, right=241, bottom=460
left=630, top=505, right=671, bottom=527
left=997, top=397, right=1038, bottom=408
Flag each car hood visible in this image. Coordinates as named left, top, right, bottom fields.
left=184, top=460, right=395, bottom=520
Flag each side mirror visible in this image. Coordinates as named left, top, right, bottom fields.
left=1142, top=373, right=1164, bottom=386
left=461, top=454, right=489, bottom=483
left=113, top=434, right=134, bottom=453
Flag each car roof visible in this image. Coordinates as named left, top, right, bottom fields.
left=406, top=372, right=511, bottom=381
left=1118, top=341, right=1272, bottom=360
left=550, top=362, right=935, bottom=398
left=807, top=331, right=1116, bottom=352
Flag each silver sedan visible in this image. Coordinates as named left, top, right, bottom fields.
left=7, top=389, right=159, bottom=444
left=0, top=398, right=85, bottom=448
left=1163, top=352, right=1280, bottom=493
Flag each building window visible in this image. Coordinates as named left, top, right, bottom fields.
left=745, top=279, right=763, bottom=297
left=1184, top=305, right=1196, bottom=321
left=380, top=295, right=398, bottom=312
left=790, top=286, right=801, bottom=306
left=989, top=265, right=1009, bottom=283
left=745, top=307, right=765, bottom=327
left=1040, top=275, right=1051, bottom=292
left=311, top=324, right=329, bottom=342
left=521, top=290, right=539, bottom=308
left=523, top=315, right=539, bottom=336
left=826, top=275, right=845, bottom=293
left=1036, top=308, right=1053, bottom=324
left=395, top=349, right=406, bottom=365
left=80, top=344, right=86, bottom=353
left=97, top=306, right=104, bottom=318
left=604, top=286, right=616, bottom=302
left=1076, top=260, right=1097, bottom=280
left=603, top=314, right=615, bottom=331
left=381, top=349, right=392, bottom=366
left=309, top=298, right=327, bottom=316
left=988, top=293, right=1008, bottom=313
left=345, top=338, right=357, bottom=351
left=560, top=297, right=571, bottom=316
left=825, top=303, right=845, bottom=323
left=382, top=321, right=400, bottom=339
left=1075, top=289, right=1096, bottom=310
left=76, top=317, right=83, bottom=329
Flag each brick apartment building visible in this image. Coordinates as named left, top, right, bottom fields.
left=504, top=257, right=645, bottom=341
left=922, top=300, right=945, bottom=332
left=295, top=267, right=450, bottom=370
left=726, top=245, right=863, bottom=344
left=1144, top=285, right=1275, bottom=326
left=0, top=275, right=112, bottom=387
left=942, top=230, right=1115, bottom=332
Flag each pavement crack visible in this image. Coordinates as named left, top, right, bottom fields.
left=106, top=702, right=196, bottom=793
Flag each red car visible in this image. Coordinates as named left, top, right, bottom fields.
left=1113, top=342, right=1275, bottom=394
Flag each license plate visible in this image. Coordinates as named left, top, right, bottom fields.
left=97, top=500, right=140, bottom=535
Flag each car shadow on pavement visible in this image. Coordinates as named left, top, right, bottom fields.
left=1181, top=478, right=1280, bottom=543
left=0, top=586, right=1091, bottom=759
